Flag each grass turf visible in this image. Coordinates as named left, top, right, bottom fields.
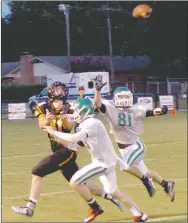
left=2, top=112, right=187, bottom=222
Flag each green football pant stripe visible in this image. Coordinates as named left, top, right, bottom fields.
left=127, top=140, right=145, bottom=166
left=75, top=166, right=106, bottom=185
left=129, top=140, right=145, bottom=165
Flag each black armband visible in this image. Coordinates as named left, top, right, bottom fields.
left=77, top=141, right=85, bottom=147
left=98, top=103, right=106, bottom=114
left=146, top=110, right=154, bottom=117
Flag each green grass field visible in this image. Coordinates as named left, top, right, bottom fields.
left=2, top=112, right=187, bottom=222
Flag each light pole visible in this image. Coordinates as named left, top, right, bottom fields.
left=58, top=4, right=71, bottom=73
left=106, top=1, right=115, bottom=84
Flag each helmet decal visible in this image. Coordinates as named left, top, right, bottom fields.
left=68, top=98, right=95, bottom=123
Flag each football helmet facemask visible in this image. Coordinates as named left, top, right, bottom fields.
left=113, top=87, right=133, bottom=108
left=48, top=82, right=69, bottom=103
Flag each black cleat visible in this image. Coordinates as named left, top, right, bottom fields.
left=142, top=177, right=156, bottom=197
left=164, top=181, right=175, bottom=202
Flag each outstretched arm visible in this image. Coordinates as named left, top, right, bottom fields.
left=94, top=89, right=102, bottom=108
left=146, top=105, right=168, bottom=117
left=43, top=126, right=87, bottom=145
left=94, top=75, right=107, bottom=113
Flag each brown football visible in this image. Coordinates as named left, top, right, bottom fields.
left=132, top=4, right=152, bottom=18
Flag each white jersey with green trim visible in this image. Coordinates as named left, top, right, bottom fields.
left=102, top=100, right=147, bottom=144
left=78, top=117, right=118, bottom=168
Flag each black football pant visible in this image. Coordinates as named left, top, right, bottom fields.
left=32, top=148, right=79, bottom=182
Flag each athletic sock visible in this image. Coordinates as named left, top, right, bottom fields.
left=161, top=180, right=167, bottom=187
left=161, top=180, right=168, bottom=191
left=103, top=192, right=113, bottom=200
left=87, top=198, right=100, bottom=211
left=141, top=175, right=147, bottom=182
left=26, top=198, right=37, bottom=210
left=130, top=205, right=142, bottom=216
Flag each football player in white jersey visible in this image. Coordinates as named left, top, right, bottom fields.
left=94, top=76, right=175, bottom=202
left=43, top=97, right=148, bottom=222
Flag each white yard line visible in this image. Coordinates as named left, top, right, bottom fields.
left=2, top=141, right=187, bottom=159
left=2, top=153, right=186, bottom=168
left=2, top=143, right=43, bottom=149
left=145, top=154, right=186, bottom=161
left=149, top=214, right=187, bottom=222
left=146, top=141, right=185, bottom=146
left=2, top=171, right=29, bottom=175
left=3, top=136, right=44, bottom=141
left=2, top=177, right=187, bottom=200
left=2, top=153, right=48, bottom=159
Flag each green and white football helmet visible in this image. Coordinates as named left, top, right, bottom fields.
left=113, top=87, right=133, bottom=107
left=69, top=98, right=95, bottom=123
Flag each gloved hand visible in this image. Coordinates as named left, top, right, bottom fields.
left=154, top=105, right=168, bottom=115
left=94, top=75, right=107, bottom=91
left=161, top=105, right=168, bottom=115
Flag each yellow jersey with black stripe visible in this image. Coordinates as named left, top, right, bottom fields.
left=35, top=101, right=74, bottom=152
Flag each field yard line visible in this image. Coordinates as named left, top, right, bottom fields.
left=2, top=171, right=30, bottom=175
left=3, top=136, right=44, bottom=141
left=2, top=154, right=186, bottom=176
left=146, top=154, right=186, bottom=161
left=2, top=153, right=48, bottom=159
left=2, top=143, right=42, bottom=149
left=2, top=140, right=185, bottom=155
left=149, top=214, right=187, bottom=222
left=146, top=141, right=185, bottom=146
left=118, top=178, right=187, bottom=188
left=2, top=152, right=186, bottom=161
left=2, top=177, right=187, bottom=200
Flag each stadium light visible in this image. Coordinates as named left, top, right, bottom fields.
left=58, top=4, right=71, bottom=73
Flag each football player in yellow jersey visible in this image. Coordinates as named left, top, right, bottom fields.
left=12, top=82, right=123, bottom=218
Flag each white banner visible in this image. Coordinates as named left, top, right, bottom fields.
left=8, top=103, right=26, bottom=120
left=8, top=113, right=27, bottom=120
left=159, top=95, right=174, bottom=111
left=137, top=97, right=153, bottom=110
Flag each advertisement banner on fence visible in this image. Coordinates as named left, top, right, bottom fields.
left=159, top=95, right=174, bottom=110
left=8, top=103, right=26, bottom=120
left=137, top=97, right=153, bottom=110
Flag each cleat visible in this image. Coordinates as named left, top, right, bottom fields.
left=84, top=207, right=104, bottom=222
left=134, top=213, right=148, bottom=222
left=12, top=206, right=34, bottom=217
left=110, top=198, right=124, bottom=212
left=142, top=177, right=156, bottom=197
left=164, top=181, right=175, bottom=202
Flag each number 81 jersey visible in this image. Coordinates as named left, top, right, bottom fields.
left=102, top=100, right=147, bottom=144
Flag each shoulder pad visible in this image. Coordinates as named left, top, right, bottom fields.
left=36, top=101, right=49, bottom=115
left=38, top=101, right=46, bottom=107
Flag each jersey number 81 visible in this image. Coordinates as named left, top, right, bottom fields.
left=118, top=112, right=132, bottom=127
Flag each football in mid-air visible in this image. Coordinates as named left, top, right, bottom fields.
left=132, top=4, right=152, bottom=18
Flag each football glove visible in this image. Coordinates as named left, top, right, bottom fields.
left=94, top=75, right=107, bottom=91
left=154, top=105, right=168, bottom=115
left=161, top=105, right=168, bottom=115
